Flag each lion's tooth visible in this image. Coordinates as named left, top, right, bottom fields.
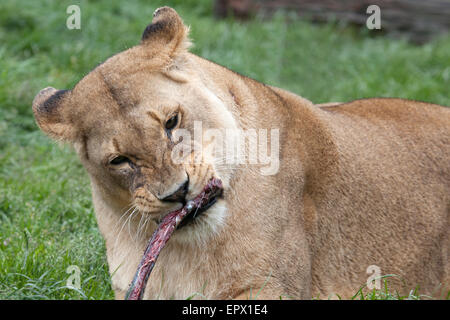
left=185, top=201, right=195, bottom=212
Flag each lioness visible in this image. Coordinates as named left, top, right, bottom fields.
left=32, top=7, right=449, bottom=299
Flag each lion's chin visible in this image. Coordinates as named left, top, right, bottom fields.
left=176, top=191, right=221, bottom=229
left=170, top=199, right=228, bottom=245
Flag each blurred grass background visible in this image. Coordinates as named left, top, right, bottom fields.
left=0, top=0, right=448, bottom=299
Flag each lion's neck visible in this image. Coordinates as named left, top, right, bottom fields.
left=189, top=53, right=334, bottom=175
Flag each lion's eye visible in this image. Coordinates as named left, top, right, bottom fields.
left=109, top=156, right=130, bottom=166
left=165, top=114, right=179, bottom=131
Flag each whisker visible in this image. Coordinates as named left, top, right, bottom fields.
left=114, top=204, right=135, bottom=232
left=139, top=215, right=152, bottom=242
left=113, top=206, right=137, bottom=260
left=127, top=208, right=139, bottom=246
left=136, top=211, right=147, bottom=242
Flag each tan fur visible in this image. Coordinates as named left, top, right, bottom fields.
left=316, top=102, right=341, bottom=108
left=32, top=7, right=449, bottom=299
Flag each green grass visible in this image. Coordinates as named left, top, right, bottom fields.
left=0, top=0, right=449, bottom=299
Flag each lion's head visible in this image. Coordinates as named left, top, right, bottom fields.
left=32, top=7, right=237, bottom=243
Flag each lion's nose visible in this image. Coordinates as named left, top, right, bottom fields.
left=159, top=180, right=189, bottom=203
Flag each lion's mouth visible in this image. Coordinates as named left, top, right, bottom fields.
left=176, top=187, right=222, bottom=229
left=126, top=178, right=223, bottom=300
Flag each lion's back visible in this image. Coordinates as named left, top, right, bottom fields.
left=321, top=97, right=450, bottom=131
left=321, top=97, right=450, bottom=198
left=322, top=98, right=450, bottom=181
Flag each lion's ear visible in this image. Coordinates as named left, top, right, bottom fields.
left=32, top=87, right=76, bottom=141
left=141, top=7, right=191, bottom=57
